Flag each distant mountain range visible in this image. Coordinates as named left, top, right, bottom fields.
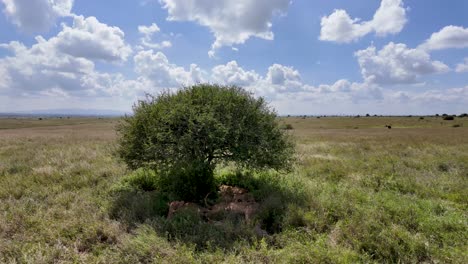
left=0, top=108, right=128, bottom=117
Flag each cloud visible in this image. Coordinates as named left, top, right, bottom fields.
left=0, top=23, right=197, bottom=99
left=266, top=64, right=301, bottom=85
left=0, top=38, right=95, bottom=96
left=138, top=23, right=172, bottom=50
left=355, top=42, right=449, bottom=85
left=138, top=23, right=160, bottom=35
left=456, top=58, right=468, bottom=73
left=80, top=72, right=149, bottom=97
left=416, top=86, right=468, bottom=103
left=420, top=26, right=468, bottom=50
left=2, top=35, right=463, bottom=114
left=0, top=16, right=135, bottom=98
left=392, top=86, right=468, bottom=112
left=211, top=61, right=305, bottom=96
left=316, top=79, right=351, bottom=93
left=320, top=0, right=407, bottom=43
left=264, top=64, right=305, bottom=93
left=140, top=40, right=172, bottom=50
left=1, top=0, right=74, bottom=32
left=209, top=60, right=383, bottom=103
left=134, top=50, right=203, bottom=87
left=211, top=61, right=260, bottom=86
left=160, top=0, right=290, bottom=57
left=54, top=15, right=132, bottom=62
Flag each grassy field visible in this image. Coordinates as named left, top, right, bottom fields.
left=0, top=116, right=467, bottom=263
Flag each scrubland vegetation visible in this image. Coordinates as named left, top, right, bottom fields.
left=0, top=115, right=467, bottom=263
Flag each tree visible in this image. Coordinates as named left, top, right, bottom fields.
left=118, top=84, right=294, bottom=200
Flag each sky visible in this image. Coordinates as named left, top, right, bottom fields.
left=0, top=0, right=467, bottom=115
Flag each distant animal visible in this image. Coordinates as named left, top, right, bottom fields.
left=385, top=125, right=392, bottom=129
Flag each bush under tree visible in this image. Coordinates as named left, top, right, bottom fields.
left=118, top=84, right=294, bottom=201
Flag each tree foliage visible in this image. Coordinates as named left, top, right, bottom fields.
left=117, top=84, right=294, bottom=200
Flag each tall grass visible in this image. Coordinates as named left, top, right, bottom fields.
left=0, top=117, right=467, bottom=263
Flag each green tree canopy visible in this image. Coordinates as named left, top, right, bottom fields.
left=118, top=84, right=294, bottom=200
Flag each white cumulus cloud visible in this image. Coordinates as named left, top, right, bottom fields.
left=209, top=61, right=383, bottom=102
left=211, top=61, right=260, bottom=86
left=420, top=26, right=468, bottom=50
left=1, top=0, right=74, bottom=32
left=0, top=16, right=135, bottom=97
left=138, top=23, right=172, bottom=50
left=355, top=42, right=449, bottom=85
left=0, top=38, right=95, bottom=95
left=264, top=64, right=304, bottom=93
left=160, top=0, right=290, bottom=57
left=138, top=23, right=160, bottom=35
left=134, top=50, right=203, bottom=87
left=211, top=61, right=306, bottom=96
left=316, top=79, right=352, bottom=93
left=320, top=0, right=407, bottom=43
left=53, top=15, right=132, bottom=62
left=266, top=64, right=301, bottom=85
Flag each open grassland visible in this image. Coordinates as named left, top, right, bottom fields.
left=0, top=117, right=117, bottom=130
left=0, top=116, right=467, bottom=263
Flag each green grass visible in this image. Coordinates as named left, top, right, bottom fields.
left=0, top=117, right=467, bottom=263
left=0, top=117, right=117, bottom=130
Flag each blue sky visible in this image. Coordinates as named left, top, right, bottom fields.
left=0, top=0, right=467, bottom=115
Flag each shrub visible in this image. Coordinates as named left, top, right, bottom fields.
left=282, top=124, right=294, bottom=130
left=118, top=84, right=294, bottom=201
left=443, top=116, right=454, bottom=121
left=123, top=168, right=159, bottom=192
left=109, top=169, right=170, bottom=223
left=162, top=162, right=216, bottom=201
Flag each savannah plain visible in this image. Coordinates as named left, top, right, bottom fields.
left=0, top=116, right=467, bottom=263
